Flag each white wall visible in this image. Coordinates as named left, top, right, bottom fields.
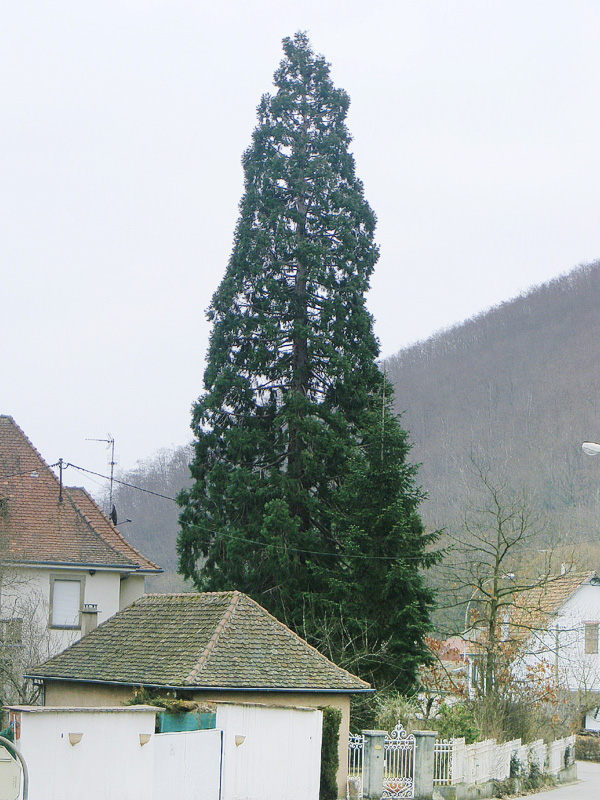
left=0, top=566, right=142, bottom=655
left=153, top=729, right=223, bottom=800
left=518, top=583, right=600, bottom=694
left=9, top=702, right=323, bottom=800
left=217, top=703, right=322, bottom=800
left=10, top=706, right=157, bottom=800
left=119, top=574, right=145, bottom=610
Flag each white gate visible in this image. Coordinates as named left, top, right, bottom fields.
left=383, top=723, right=415, bottom=799
left=347, top=723, right=416, bottom=800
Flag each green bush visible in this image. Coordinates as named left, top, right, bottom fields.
left=493, top=758, right=555, bottom=798
left=372, top=692, right=419, bottom=732
left=435, top=703, right=479, bottom=744
left=320, top=707, right=342, bottom=800
left=576, top=734, right=600, bottom=762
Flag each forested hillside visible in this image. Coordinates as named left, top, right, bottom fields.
left=101, top=446, right=193, bottom=591
left=385, top=260, right=600, bottom=546
left=106, top=260, right=600, bottom=597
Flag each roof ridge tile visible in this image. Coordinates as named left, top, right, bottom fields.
left=184, top=591, right=241, bottom=684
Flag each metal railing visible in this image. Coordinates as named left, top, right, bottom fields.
left=433, top=738, right=453, bottom=785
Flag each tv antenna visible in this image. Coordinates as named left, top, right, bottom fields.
left=86, top=435, right=116, bottom=513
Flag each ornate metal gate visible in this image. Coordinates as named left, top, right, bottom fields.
left=347, top=723, right=416, bottom=799
left=383, top=723, right=416, bottom=799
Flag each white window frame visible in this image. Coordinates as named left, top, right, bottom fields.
left=49, top=575, right=86, bottom=630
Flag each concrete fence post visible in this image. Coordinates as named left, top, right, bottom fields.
left=412, top=730, right=438, bottom=800
left=361, top=730, right=387, bottom=800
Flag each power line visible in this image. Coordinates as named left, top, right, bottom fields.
left=65, top=463, right=177, bottom=502
left=64, top=463, right=439, bottom=562
left=0, top=464, right=60, bottom=481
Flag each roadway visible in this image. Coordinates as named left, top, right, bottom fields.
left=517, top=761, right=600, bottom=799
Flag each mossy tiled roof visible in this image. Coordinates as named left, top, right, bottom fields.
left=30, top=591, right=371, bottom=693
left=0, top=415, right=160, bottom=572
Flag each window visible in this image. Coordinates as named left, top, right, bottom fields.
left=584, top=622, right=599, bottom=655
left=50, top=577, right=84, bottom=629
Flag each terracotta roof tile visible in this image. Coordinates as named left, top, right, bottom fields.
left=508, top=571, right=596, bottom=642
left=0, top=416, right=160, bottom=572
left=29, top=591, right=372, bottom=693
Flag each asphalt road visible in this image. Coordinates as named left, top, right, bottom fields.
left=517, top=762, right=600, bottom=799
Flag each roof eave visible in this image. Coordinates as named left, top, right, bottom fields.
left=3, top=560, right=161, bottom=573
left=26, top=675, right=373, bottom=694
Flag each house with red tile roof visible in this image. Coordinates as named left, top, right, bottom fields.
left=0, top=415, right=161, bottom=658
left=512, top=570, right=600, bottom=730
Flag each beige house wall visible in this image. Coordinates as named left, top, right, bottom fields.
left=44, top=680, right=354, bottom=798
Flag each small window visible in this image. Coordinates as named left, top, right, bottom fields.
left=51, top=579, right=83, bottom=629
left=585, top=622, right=599, bottom=654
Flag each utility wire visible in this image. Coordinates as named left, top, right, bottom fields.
left=63, top=463, right=439, bottom=563
left=0, top=464, right=60, bottom=481
left=65, top=463, right=177, bottom=502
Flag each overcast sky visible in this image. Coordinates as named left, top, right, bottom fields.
left=3, top=1, right=600, bottom=496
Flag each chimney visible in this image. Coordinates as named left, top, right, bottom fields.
left=82, top=604, right=99, bottom=636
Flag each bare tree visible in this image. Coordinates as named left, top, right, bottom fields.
left=440, top=458, right=576, bottom=699
left=0, top=574, right=74, bottom=705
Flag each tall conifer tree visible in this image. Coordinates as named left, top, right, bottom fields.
left=178, top=33, right=438, bottom=690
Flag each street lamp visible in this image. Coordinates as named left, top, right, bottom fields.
left=582, top=442, right=600, bottom=456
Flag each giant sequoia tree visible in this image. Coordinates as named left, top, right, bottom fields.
left=178, top=33, right=438, bottom=690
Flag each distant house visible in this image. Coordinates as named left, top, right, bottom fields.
left=28, top=590, right=373, bottom=796
left=513, top=571, right=600, bottom=729
left=0, top=415, right=161, bottom=658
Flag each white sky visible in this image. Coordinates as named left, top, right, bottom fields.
left=3, top=0, right=600, bottom=495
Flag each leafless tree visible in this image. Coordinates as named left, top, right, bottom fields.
left=439, top=458, right=577, bottom=699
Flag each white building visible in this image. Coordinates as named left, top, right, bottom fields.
left=515, top=571, right=600, bottom=730
left=0, top=415, right=161, bottom=680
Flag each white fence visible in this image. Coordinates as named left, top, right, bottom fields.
left=349, top=727, right=575, bottom=797
left=347, top=733, right=364, bottom=797
left=433, top=734, right=575, bottom=786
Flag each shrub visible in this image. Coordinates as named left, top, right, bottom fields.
left=575, top=734, right=600, bottom=762
left=372, top=691, right=419, bottom=732
left=435, top=703, right=479, bottom=744
left=509, top=754, right=521, bottom=778
left=320, top=707, right=342, bottom=800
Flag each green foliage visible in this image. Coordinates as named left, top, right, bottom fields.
left=0, top=726, right=13, bottom=742
left=370, top=692, right=419, bottom=733
left=125, top=687, right=210, bottom=715
left=435, top=703, right=479, bottom=744
left=576, top=734, right=600, bottom=762
left=177, top=31, right=438, bottom=691
left=509, top=754, right=521, bottom=778
left=320, top=706, right=341, bottom=800
left=494, top=756, right=555, bottom=798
